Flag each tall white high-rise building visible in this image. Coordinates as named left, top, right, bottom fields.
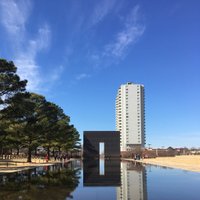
left=116, top=82, right=145, bottom=151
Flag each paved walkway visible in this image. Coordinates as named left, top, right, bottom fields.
left=0, top=158, right=67, bottom=173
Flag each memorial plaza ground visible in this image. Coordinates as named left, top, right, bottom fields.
left=130, top=155, right=200, bottom=173
left=1, top=155, right=200, bottom=173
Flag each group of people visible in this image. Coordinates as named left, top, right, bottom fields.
left=53, top=154, right=70, bottom=162
left=133, top=154, right=141, bottom=160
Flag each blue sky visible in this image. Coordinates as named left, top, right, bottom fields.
left=0, top=0, right=200, bottom=148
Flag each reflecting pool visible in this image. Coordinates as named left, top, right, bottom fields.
left=1, top=160, right=200, bottom=200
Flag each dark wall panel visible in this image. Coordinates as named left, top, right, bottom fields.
left=83, top=131, right=120, bottom=158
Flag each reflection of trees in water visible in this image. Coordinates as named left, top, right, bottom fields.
left=0, top=164, right=81, bottom=200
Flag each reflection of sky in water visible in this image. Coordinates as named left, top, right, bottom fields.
left=147, top=166, right=200, bottom=200
left=71, top=161, right=200, bottom=200
left=99, top=159, right=105, bottom=175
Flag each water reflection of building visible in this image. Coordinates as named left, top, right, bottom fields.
left=83, top=159, right=121, bottom=186
left=117, top=162, right=147, bottom=200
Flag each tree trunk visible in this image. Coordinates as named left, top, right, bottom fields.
left=0, top=146, right=3, bottom=157
left=47, top=146, right=50, bottom=160
left=35, top=147, right=37, bottom=155
left=27, top=147, right=32, bottom=162
left=17, top=147, right=19, bottom=155
left=52, top=148, right=55, bottom=157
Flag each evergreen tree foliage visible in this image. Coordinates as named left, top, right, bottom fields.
left=0, top=59, right=80, bottom=162
left=0, top=59, right=27, bottom=105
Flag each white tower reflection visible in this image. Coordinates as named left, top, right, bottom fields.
left=117, top=162, right=147, bottom=200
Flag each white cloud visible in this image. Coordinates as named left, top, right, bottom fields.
left=87, top=5, right=145, bottom=69
left=91, top=0, right=116, bottom=26
left=76, top=73, right=90, bottom=80
left=0, top=0, right=31, bottom=43
left=15, top=56, right=40, bottom=91
left=14, top=24, right=51, bottom=91
left=37, top=25, right=51, bottom=49
left=0, top=0, right=53, bottom=92
left=104, top=5, right=145, bottom=58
